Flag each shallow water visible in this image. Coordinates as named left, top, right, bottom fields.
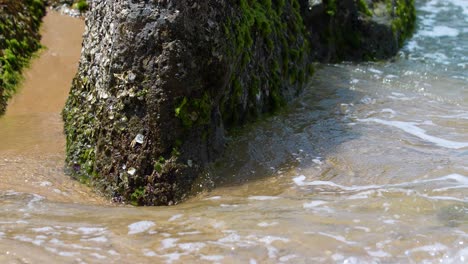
left=0, top=2, right=467, bottom=263
left=0, top=11, right=105, bottom=204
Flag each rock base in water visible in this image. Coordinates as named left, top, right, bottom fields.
left=64, top=0, right=415, bottom=205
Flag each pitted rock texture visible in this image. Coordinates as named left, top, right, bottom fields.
left=64, top=0, right=415, bottom=205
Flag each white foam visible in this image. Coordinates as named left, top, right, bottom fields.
left=108, top=250, right=119, bottom=255
left=220, top=204, right=240, bottom=208
left=406, top=243, right=448, bottom=255
left=69, top=244, right=97, bottom=250
left=312, top=157, right=323, bottom=165
left=433, top=185, right=468, bottom=192
left=161, top=252, right=182, bottom=262
left=168, top=214, right=183, bottom=222
left=81, top=236, right=108, bottom=243
left=367, top=250, right=391, bottom=258
left=420, top=174, right=468, bottom=185
left=217, top=232, right=241, bottom=244
left=178, top=242, right=206, bottom=252
left=419, top=194, right=467, bottom=203
left=143, top=249, right=158, bottom=257
left=406, top=40, right=421, bottom=51
left=383, top=219, right=398, bottom=225
left=437, top=112, right=468, bottom=120
left=201, top=255, right=224, bottom=261
left=360, top=96, right=375, bottom=105
left=89, top=253, right=107, bottom=259
left=178, top=231, right=202, bottom=235
left=332, top=254, right=344, bottom=261
left=266, top=245, right=278, bottom=258
left=381, top=108, right=396, bottom=116
left=347, top=190, right=376, bottom=200
left=303, top=200, right=328, bottom=208
left=32, top=239, right=45, bottom=246
left=58, top=251, right=79, bottom=257
left=39, top=181, right=52, bottom=187
left=49, top=238, right=65, bottom=246
left=368, top=68, right=383, bottom=74
left=27, top=194, right=44, bottom=209
left=419, top=26, right=460, bottom=37
left=354, top=226, right=371, bottom=233
left=387, top=95, right=414, bottom=101
left=258, top=236, right=289, bottom=245
left=161, top=238, right=179, bottom=249
left=359, top=118, right=468, bottom=149
left=424, top=52, right=450, bottom=64
left=45, top=247, right=58, bottom=253
left=248, top=196, right=280, bottom=201
left=204, top=196, right=221, bottom=200
left=77, top=227, right=106, bottom=235
left=13, top=235, right=34, bottom=243
left=294, top=175, right=380, bottom=191
left=127, top=221, right=155, bottom=235
left=279, top=254, right=297, bottom=262
left=314, top=232, right=357, bottom=245
left=257, top=222, right=279, bottom=227
left=451, top=0, right=468, bottom=16
left=441, top=247, right=468, bottom=264
left=294, top=173, right=468, bottom=205
left=32, top=227, right=54, bottom=233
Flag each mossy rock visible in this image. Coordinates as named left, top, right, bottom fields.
left=63, top=0, right=416, bottom=206
left=0, top=0, right=46, bottom=114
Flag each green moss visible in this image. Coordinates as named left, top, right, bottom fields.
left=358, top=0, right=373, bottom=17
left=175, top=92, right=212, bottom=128
left=387, top=0, right=416, bottom=47
left=62, top=77, right=99, bottom=183
left=221, top=0, right=309, bottom=126
left=326, top=0, right=337, bottom=16
left=72, top=0, right=89, bottom=13
left=130, top=187, right=145, bottom=206
left=153, top=156, right=166, bottom=174
left=0, top=0, right=45, bottom=112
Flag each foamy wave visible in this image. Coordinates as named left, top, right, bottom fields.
left=358, top=118, right=468, bottom=149
left=127, top=221, right=155, bottom=235
left=293, top=174, right=468, bottom=199
left=418, top=26, right=459, bottom=38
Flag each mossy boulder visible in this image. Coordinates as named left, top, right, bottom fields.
left=64, top=0, right=415, bottom=205
left=0, top=0, right=46, bottom=114
left=300, top=0, right=415, bottom=61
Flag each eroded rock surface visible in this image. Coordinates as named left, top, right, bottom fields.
left=64, top=0, right=415, bottom=205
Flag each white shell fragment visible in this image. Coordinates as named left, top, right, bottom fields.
left=135, top=134, right=144, bottom=144
left=127, top=167, right=136, bottom=176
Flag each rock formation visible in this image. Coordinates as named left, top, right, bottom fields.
left=0, top=0, right=45, bottom=114
left=63, top=0, right=415, bottom=205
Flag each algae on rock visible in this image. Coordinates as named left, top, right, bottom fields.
left=64, top=0, right=416, bottom=205
left=300, top=0, right=415, bottom=61
left=0, top=0, right=46, bottom=114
